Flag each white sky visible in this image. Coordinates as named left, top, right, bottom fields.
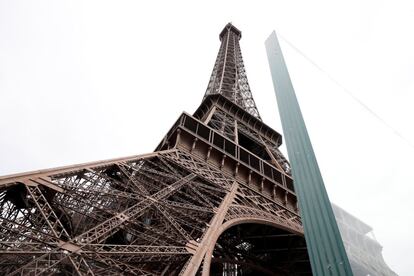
left=1, top=1, right=413, bottom=274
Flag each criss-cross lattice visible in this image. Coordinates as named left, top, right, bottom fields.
left=204, top=23, right=261, bottom=119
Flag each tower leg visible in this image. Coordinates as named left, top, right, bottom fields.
left=181, top=182, right=239, bottom=275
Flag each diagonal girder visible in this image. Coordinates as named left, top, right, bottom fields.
left=4, top=171, right=196, bottom=275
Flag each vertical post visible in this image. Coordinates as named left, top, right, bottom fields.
left=265, top=31, right=353, bottom=276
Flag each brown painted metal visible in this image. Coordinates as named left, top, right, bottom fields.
left=204, top=23, right=262, bottom=119
left=0, top=23, right=311, bottom=275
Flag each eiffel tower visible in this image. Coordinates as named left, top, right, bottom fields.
left=0, top=23, right=312, bottom=275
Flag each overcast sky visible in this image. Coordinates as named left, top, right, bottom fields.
left=1, top=0, right=413, bottom=274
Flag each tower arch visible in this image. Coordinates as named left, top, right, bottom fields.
left=202, top=217, right=310, bottom=275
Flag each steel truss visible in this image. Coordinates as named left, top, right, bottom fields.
left=1, top=23, right=311, bottom=275
left=204, top=24, right=261, bottom=119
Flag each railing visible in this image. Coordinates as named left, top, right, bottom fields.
left=172, top=113, right=295, bottom=193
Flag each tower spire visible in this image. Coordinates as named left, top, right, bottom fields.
left=204, top=23, right=261, bottom=119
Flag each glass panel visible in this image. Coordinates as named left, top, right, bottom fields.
left=250, top=155, right=260, bottom=171
left=183, top=116, right=197, bottom=132
left=239, top=148, right=249, bottom=164
left=213, top=134, right=224, bottom=150
left=197, top=123, right=210, bottom=141
left=264, top=164, right=272, bottom=178
left=225, top=140, right=235, bottom=156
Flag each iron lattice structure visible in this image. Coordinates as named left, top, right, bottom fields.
left=0, top=24, right=311, bottom=275
left=204, top=24, right=261, bottom=119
